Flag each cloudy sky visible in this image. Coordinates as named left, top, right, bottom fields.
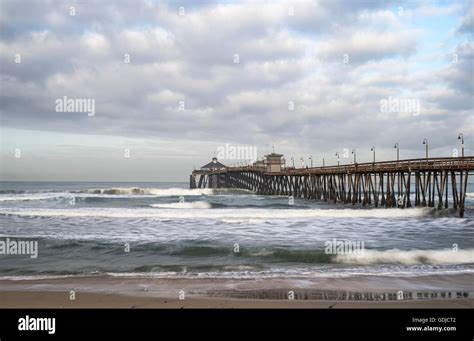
left=1, top=0, right=472, bottom=181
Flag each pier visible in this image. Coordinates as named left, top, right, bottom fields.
left=190, top=156, right=474, bottom=217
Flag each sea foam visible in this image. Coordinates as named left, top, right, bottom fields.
left=85, top=187, right=215, bottom=196
left=150, top=201, right=212, bottom=209
left=0, top=207, right=432, bottom=219
left=335, top=248, right=474, bottom=265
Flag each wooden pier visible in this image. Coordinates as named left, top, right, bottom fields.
left=190, top=157, right=474, bottom=217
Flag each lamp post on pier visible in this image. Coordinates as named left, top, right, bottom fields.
left=458, top=133, right=464, bottom=157
left=422, top=138, right=429, bottom=159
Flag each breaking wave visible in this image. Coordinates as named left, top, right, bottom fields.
left=0, top=207, right=433, bottom=219
left=150, top=201, right=212, bottom=209
left=0, top=188, right=218, bottom=202
left=82, top=187, right=215, bottom=196
left=335, top=249, right=474, bottom=265
left=0, top=194, right=66, bottom=202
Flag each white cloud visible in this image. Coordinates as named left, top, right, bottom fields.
left=315, top=30, right=419, bottom=63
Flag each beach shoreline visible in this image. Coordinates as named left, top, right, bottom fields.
left=1, top=273, right=472, bottom=308
left=1, top=291, right=472, bottom=308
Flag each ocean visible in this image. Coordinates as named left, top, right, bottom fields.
left=0, top=181, right=473, bottom=282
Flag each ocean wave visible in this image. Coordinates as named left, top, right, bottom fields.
left=0, top=188, right=217, bottom=202
left=0, top=194, right=67, bottom=202
left=0, top=193, right=152, bottom=202
left=0, top=207, right=433, bottom=219
left=0, top=274, right=77, bottom=281
left=0, top=189, right=65, bottom=194
left=82, top=187, right=215, bottom=196
left=103, top=267, right=474, bottom=279
left=221, top=218, right=270, bottom=224
left=150, top=202, right=306, bottom=210
left=161, top=247, right=474, bottom=266
left=150, top=201, right=212, bottom=209
left=0, top=190, right=27, bottom=194
left=1, top=267, right=473, bottom=281
left=7, top=264, right=472, bottom=280
left=336, top=249, right=474, bottom=265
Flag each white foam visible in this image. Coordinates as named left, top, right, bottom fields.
left=86, top=187, right=215, bottom=197
left=1, top=267, right=474, bottom=281
left=221, top=218, right=269, bottom=224
left=0, top=188, right=218, bottom=202
left=0, top=274, right=76, bottom=281
left=150, top=201, right=212, bottom=209
left=105, top=267, right=474, bottom=279
left=0, top=207, right=432, bottom=220
left=336, top=249, right=474, bottom=265
left=0, top=194, right=66, bottom=202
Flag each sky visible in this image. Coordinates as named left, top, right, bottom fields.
left=0, top=0, right=473, bottom=181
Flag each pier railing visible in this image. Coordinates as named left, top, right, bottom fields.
left=194, top=157, right=474, bottom=175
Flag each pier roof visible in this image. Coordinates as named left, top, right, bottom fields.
left=201, top=157, right=226, bottom=170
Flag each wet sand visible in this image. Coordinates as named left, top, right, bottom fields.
left=0, top=273, right=472, bottom=308
left=1, top=291, right=473, bottom=308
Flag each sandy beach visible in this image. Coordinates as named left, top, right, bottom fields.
left=1, top=273, right=472, bottom=309
left=2, top=291, right=473, bottom=308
